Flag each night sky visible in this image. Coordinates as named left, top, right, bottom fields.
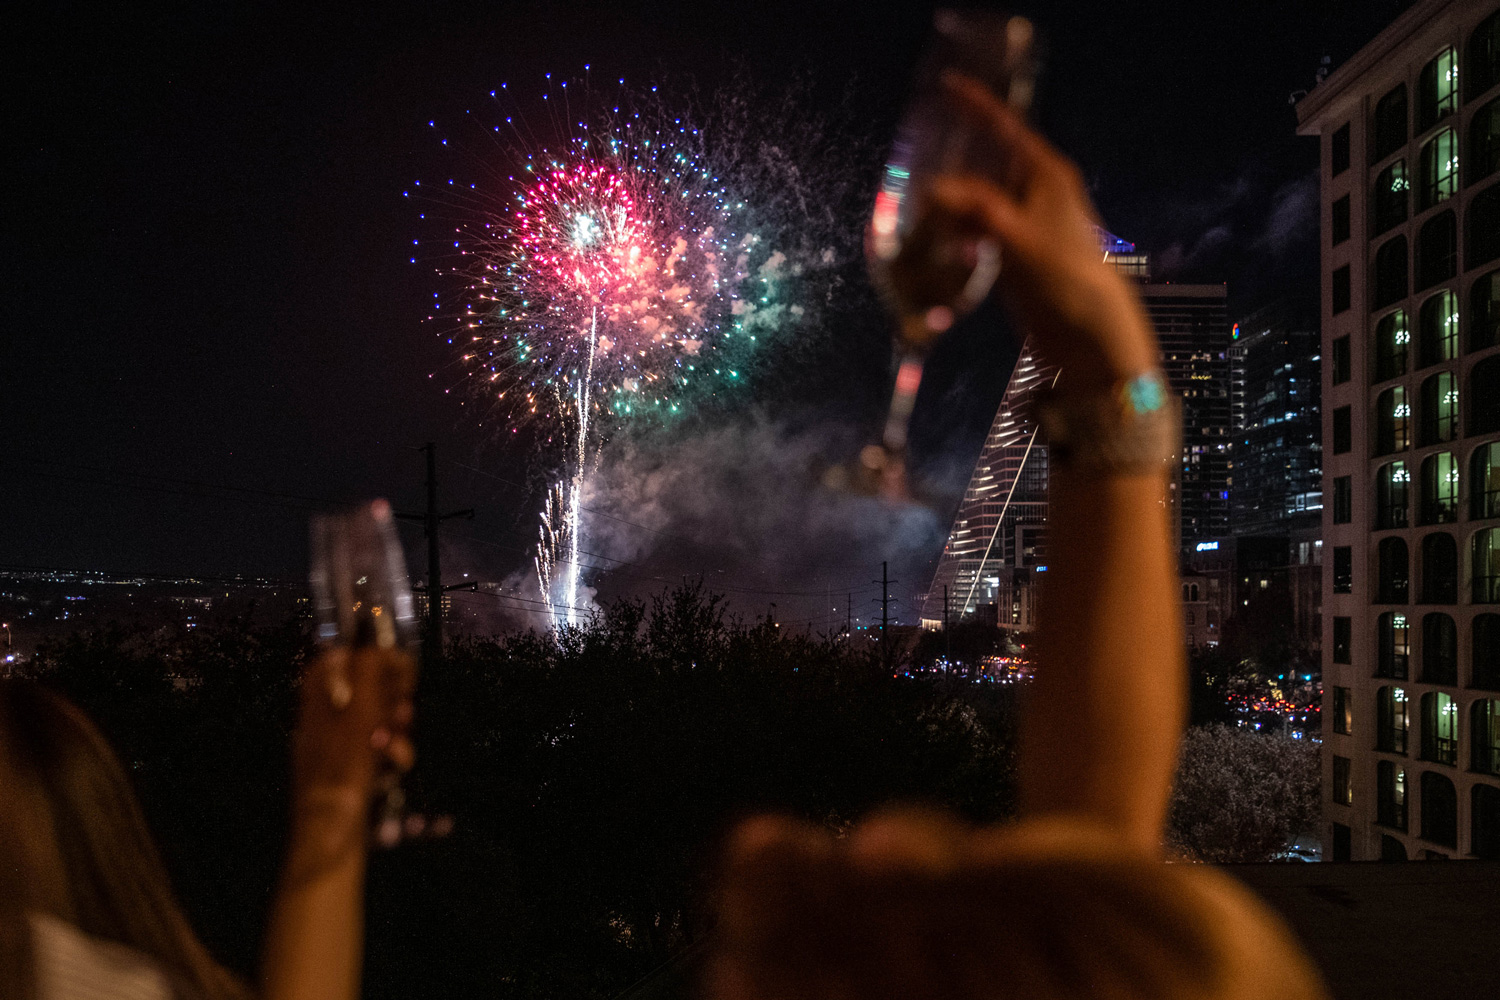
left=5, top=1, right=1411, bottom=626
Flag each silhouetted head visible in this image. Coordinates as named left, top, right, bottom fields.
left=0, top=679, right=247, bottom=1000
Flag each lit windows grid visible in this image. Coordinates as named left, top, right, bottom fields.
left=1314, top=5, right=1500, bottom=861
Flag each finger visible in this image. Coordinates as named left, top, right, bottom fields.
left=926, top=174, right=1025, bottom=246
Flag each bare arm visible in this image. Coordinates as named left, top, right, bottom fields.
left=929, top=76, right=1184, bottom=852
left=261, top=648, right=414, bottom=1000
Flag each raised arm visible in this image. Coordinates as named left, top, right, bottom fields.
left=928, top=75, right=1183, bottom=852
left=261, top=647, right=414, bottom=1000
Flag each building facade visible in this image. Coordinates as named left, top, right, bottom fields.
left=1297, top=0, right=1500, bottom=861
left=1230, top=302, right=1324, bottom=537
left=920, top=340, right=1057, bottom=629
left=1145, top=283, right=1233, bottom=551
left=921, top=232, right=1234, bottom=627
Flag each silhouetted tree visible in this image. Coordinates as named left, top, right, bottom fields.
left=22, top=585, right=1020, bottom=1000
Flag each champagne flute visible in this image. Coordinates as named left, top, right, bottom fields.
left=309, top=499, right=420, bottom=848
left=863, top=9, right=1039, bottom=498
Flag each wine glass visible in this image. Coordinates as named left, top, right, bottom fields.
left=309, top=499, right=421, bottom=848
left=862, top=9, right=1039, bottom=499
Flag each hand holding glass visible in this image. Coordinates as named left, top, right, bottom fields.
left=309, top=499, right=422, bottom=849
left=863, top=9, right=1039, bottom=498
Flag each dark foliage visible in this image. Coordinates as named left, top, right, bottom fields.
left=24, top=585, right=1018, bottom=1000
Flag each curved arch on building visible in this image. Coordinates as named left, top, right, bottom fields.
left=1376, top=460, right=1411, bottom=528
left=1419, top=370, right=1459, bottom=445
left=1420, top=691, right=1458, bottom=765
left=1377, top=685, right=1410, bottom=753
left=1420, top=451, right=1458, bottom=524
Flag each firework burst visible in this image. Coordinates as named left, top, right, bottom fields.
left=415, top=73, right=856, bottom=625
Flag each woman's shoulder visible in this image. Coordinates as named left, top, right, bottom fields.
left=27, top=913, right=176, bottom=1000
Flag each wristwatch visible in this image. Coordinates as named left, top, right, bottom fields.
left=1037, top=370, right=1179, bottom=476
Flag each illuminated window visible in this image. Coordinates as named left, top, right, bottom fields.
left=1333, top=686, right=1353, bottom=734
left=1417, top=290, right=1459, bottom=366
left=1419, top=129, right=1459, bottom=209
left=1471, top=98, right=1500, bottom=184
left=1373, top=84, right=1408, bottom=163
left=1472, top=357, right=1500, bottom=436
left=1332, top=194, right=1351, bottom=244
left=1420, top=371, right=1460, bottom=445
left=1472, top=271, right=1500, bottom=351
left=1422, top=613, right=1458, bottom=685
left=1376, top=460, right=1411, bottom=529
left=1374, top=309, right=1409, bottom=382
left=1334, top=475, right=1352, bottom=523
left=1333, top=755, right=1352, bottom=805
left=1470, top=185, right=1500, bottom=268
left=1420, top=771, right=1457, bottom=847
left=1472, top=441, right=1500, bottom=520
left=1378, top=536, right=1410, bottom=604
left=1422, top=692, right=1459, bottom=766
left=1471, top=11, right=1500, bottom=96
left=1419, top=451, right=1459, bottom=524
left=1332, top=121, right=1351, bottom=175
left=1374, top=236, right=1408, bottom=310
left=1378, top=611, right=1410, bottom=678
left=1417, top=48, right=1459, bottom=133
left=1472, top=700, right=1500, bottom=776
left=1377, top=686, right=1410, bottom=754
left=1377, top=759, right=1407, bottom=830
left=1372, top=160, right=1409, bottom=235
left=1375, top=385, right=1410, bottom=455
left=1420, top=532, right=1458, bottom=604
left=1474, top=528, right=1500, bottom=603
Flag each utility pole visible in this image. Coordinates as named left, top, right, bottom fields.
left=872, top=561, right=898, bottom=668
left=396, top=442, right=474, bottom=662
left=847, top=592, right=852, bottom=639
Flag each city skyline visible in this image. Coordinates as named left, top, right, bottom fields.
left=5, top=0, right=1414, bottom=625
